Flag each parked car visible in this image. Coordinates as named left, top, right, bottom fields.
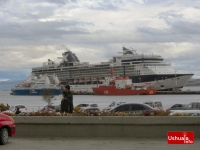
left=167, top=104, right=187, bottom=110
left=169, top=102, right=200, bottom=115
left=9, top=104, right=27, bottom=113
left=0, top=113, right=16, bottom=145
left=169, top=110, right=200, bottom=116
left=143, top=101, right=163, bottom=110
left=40, top=105, right=61, bottom=112
left=102, top=101, right=126, bottom=111
left=109, top=103, right=156, bottom=114
left=74, top=103, right=99, bottom=112
left=170, top=102, right=200, bottom=111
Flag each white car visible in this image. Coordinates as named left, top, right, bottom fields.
left=9, top=104, right=27, bottom=113
left=143, top=101, right=163, bottom=110
left=76, top=103, right=98, bottom=111
left=169, top=110, right=200, bottom=116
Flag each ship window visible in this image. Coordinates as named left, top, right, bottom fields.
left=160, top=85, right=164, bottom=87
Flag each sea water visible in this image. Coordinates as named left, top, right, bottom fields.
left=0, top=86, right=200, bottom=112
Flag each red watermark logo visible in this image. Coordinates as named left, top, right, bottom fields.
left=167, top=131, right=194, bottom=144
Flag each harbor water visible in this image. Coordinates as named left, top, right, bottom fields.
left=0, top=86, right=200, bottom=112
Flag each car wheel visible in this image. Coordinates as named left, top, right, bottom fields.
left=0, top=128, right=9, bottom=145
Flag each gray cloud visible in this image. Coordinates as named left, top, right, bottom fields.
left=0, top=20, right=93, bottom=42
left=0, top=0, right=8, bottom=6
left=89, top=0, right=120, bottom=11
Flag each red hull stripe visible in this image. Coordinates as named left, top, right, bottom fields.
left=92, top=86, right=157, bottom=95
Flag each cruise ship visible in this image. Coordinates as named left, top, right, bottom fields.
left=32, top=47, right=193, bottom=93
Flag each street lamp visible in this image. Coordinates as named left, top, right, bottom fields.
left=175, top=71, right=178, bottom=91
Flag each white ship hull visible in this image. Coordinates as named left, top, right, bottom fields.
left=146, top=74, right=193, bottom=91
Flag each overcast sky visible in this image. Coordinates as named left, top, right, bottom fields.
left=0, top=0, right=200, bottom=80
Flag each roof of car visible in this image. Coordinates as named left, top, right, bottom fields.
left=110, top=103, right=154, bottom=108
left=144, top=101, right=161, bottom=103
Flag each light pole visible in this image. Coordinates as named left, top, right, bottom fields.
left=175, top=71, right=177, bottom=91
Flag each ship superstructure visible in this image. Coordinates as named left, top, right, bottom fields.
left=92, top=66, right=157, bottom=95
left=32, top=47, right=193, bottom=92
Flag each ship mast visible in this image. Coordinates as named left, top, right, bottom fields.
left=110, top=64, right=114, bottom=79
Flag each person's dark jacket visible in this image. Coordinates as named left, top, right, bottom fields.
left=66, top=91, right=73, bottom=113
left=15, top=110, right=21, bottom=115
left=61, top=97, right=70, bottom=113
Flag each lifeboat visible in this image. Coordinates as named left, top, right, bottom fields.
left=74, top=78, right=78, bottom=83
left=78, top=78, right=84, bottom=83
left=22, top=83, right=30, bottom=87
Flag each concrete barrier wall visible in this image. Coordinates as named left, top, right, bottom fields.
left=12, top=116, right=200, bottom=138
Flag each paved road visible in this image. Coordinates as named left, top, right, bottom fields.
left=1, top=137, right=200, bottom=150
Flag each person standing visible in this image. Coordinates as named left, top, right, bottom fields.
left=15, top=107, right=21, bottom=115
left=65, top=85, right=73, bottom=113
left=60, top=91, right=70, bottom=113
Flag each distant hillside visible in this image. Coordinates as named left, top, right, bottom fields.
left=189, top=78, right=196, bottom=81
left=0, top=80, right=23, bottom=91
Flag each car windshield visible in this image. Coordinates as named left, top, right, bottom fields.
left=144, top=102, right=153, bottom=106
left=109, top=102, right=116, bottom=107
left=109, top=101, right=125, bottom=107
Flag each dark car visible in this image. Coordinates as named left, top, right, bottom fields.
left=167, top=104, right=187, bottom=110
left=40, top=105, right=60, bottom=112
left=0, top=113, right=16, bottom=145
left=109, top=103, right=156, bottom=114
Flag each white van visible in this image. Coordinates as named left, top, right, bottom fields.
left=143, top=101, right=163, bottom=110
